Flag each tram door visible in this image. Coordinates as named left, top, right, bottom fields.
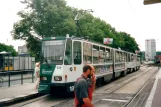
left=73, top=41, right=82, bottom=79
left=63, top=40, right=82, bottom=85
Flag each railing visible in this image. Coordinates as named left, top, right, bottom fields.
left=0, top=56, right=35, bottom=87
left=0, top=70, right=34, bottom=87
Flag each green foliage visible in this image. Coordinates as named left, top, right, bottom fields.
left=12, top=0, right=140, bottom=60
left=0, top=43, right=17, bottom=56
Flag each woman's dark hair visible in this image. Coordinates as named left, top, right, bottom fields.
left=83, top=65, right=91, bottom=72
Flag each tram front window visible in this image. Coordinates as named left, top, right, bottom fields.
left=42, top=40, right=65, bottom=65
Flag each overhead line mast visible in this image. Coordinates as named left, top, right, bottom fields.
left=74, top=9, right=93, bottom=38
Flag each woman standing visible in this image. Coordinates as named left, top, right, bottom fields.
left=34, top=62, right=40, bottom=89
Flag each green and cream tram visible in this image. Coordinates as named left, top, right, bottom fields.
left=38, top=36, right=140, bottom=94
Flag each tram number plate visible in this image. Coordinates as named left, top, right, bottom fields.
left=70, top=86, right=74, bottom=91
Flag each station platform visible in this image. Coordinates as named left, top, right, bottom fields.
left=146, top=68, right=161, bottom=107
left=0, top=83, right=39, bottom=106
left=0, top=67, right=161, bottom=107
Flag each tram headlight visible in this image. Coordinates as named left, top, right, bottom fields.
left=54, top=76, right=62, bottom=81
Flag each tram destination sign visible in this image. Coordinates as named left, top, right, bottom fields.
left=44, top=40, right=63, bottom=45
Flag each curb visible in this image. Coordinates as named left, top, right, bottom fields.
left=0, top=92, right=43, bottom=106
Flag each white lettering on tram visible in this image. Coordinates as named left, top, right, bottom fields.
left=42, top=69, right=52, bottom=74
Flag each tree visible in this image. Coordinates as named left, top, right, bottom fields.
left=12, top=0, right=139, bottom=59
left=12, top=0, right=76, bottom=60
left=77, top=14, right=139, bottom=52
left=0, top=43, right=17, bottom=56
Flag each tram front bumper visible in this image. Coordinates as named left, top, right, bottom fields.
left=38, top=84, right=50, bottom=94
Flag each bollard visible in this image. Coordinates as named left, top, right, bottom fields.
left=21, top=71, right=23, bottom=85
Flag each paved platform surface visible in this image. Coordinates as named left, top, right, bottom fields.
left=146, top=68, right=161, bottom=107
left=0, top=83, right=39, bottom=106
left=0, top=66, right=161, bottom=107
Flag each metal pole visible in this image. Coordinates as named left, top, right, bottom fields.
left=8, top=55, right=11, bottom=87
left=28, top=56, right=29, bottom=70
left=8, top=55, right=9, bottom=71
left=112, top=49, right=115, bottom=80
left=13, top=56, right=14, bottom=70
left=8, top=71, right=10, bottom=87
left=21, top=71, right=23, bottom=85
left=32, top=70, right=34, bottom=83
left=19, top=57, right=20, bottom=71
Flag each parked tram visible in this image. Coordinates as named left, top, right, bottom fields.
left=38, top=36, right=140, bottom=94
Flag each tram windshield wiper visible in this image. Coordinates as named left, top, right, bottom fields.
left=40, top=53, right=50, bottom=68
left=44, top=58, right=50, bottom=68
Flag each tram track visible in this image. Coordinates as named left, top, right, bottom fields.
left=93, top=67, right=158, bottom=107
left=93, top=65, right=149, bottom=94
left=50, top=66, right=154, bottom=107
left=8, top=66, right=152, bottom=107
left=92, top=66, right=155, bottom=104
left=123, top=68, right=158, bottom=107
left=9, top=94, right=73, bottom=107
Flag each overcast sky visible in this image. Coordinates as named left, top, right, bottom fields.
left=0, top=0, right=161, bottom=51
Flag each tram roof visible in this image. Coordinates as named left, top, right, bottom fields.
left=41, top=36, right=138, bottom=55
left=41, top=37, right=67, bottom=41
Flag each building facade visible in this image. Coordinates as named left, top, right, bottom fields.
left=145, top=39, right=156, bottom=61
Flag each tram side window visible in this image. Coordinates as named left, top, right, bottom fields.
left=137, top=56, right=140, bottom=61
left=126, top=53, right=128, bottom=62
left=118, top=52, right=121, bottom=62
left=121, top=52, right=123, bottom=62
left=128, top=54, right=130, bottom=62
left=120, top=52, right=122, bottom=62
left=131, top=54, right=134, bottom=61
left=134, top=55, right=137, bottom=61
left=115, top=51, right=119, bottom=62
left=110, top=49, right=113, bottom=61
left=83, top=42, right=92, bottom=64
left=124, top=53, right=126, bottom=62
left=64, top=39, right=72, bottom=65
left=93, top=45, right=99, bottom=64
left=133, top=55, right=135, bottom=61
left=100, top=47, right=105, bottom=64
left=105, top=48, right=110, bottom=63
left=73, top=41, right=82, bottom=64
